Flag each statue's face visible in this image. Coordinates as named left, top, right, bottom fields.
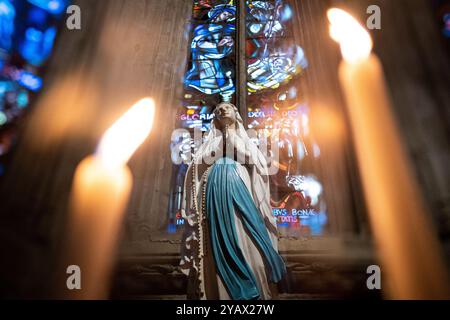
left=214, top=103, right=237, bottom=127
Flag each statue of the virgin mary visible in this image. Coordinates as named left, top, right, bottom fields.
left=180, top=102, right=286, bottom=300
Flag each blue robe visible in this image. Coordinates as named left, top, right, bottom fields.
left=206, top=157, right=286, bottom=300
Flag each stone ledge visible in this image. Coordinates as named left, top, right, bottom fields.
left=111, top=241, right=379, bottom=299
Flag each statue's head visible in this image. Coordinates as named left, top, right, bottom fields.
left=213, top=102, right=241, bottom=129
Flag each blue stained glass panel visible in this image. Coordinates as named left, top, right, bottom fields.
left=0, top=0, right=70, bottom=171
left=27, top=0, right=69, bottom=15
left=184, top=4, right=237, bottom=103
left=0, top=0, right=15, bottom=52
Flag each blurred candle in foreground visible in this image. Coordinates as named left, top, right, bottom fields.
left=66, top=98, right=155, bottom=299
left=328, top=8, right=449, bottom=299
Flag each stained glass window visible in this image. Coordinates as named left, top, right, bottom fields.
left=245, top=0, right=327, bottom=237
left=432, top=0, right=450, bottom=38
left=0, top=0, right=70, bottom=175
left=168, top=0, right=328, bottom=237
left=168, top=0, right=237, bottom=233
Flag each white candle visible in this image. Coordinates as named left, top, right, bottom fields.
left=328, top=8, right=449, bottom=299
left=65, top=98, right=155, bottom=299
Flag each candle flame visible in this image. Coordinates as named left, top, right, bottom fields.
left=97, top=98, right=155, bottom=168
left=327, top=8, right=373, bottom=64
